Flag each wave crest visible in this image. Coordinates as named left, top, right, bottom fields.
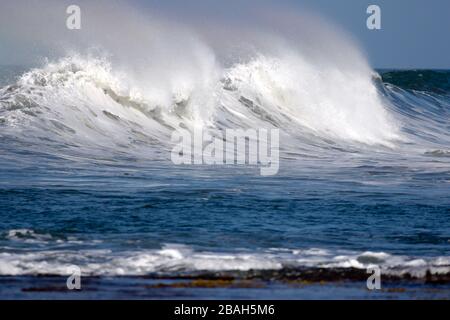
left=1, top=51, right=402, bottom=153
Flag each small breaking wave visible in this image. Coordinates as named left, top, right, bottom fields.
left=4, top=229, right=54, bottom=243
left=0, top=243, right=448, bottom=280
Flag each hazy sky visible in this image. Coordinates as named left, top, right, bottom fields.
left=288, top=0, right=450, bottom=69
left=140, top=0, right=450, bottom=69
left=1, top=0, right=449, bottom=68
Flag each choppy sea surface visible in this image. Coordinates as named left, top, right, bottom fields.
left=0, top=59, right=449, bottom=299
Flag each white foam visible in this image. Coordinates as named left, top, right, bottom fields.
left=220, top=53, right=401, bottom=146
left=6, top=229, right=53, bottom=243
left=0, top=242, right=448, bottom=278
left=0, top=48, right=402, bottom=159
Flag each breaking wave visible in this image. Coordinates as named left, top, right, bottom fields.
left=2, top=1, right=448, bottom=163
left=0, top=0, right=412, bottom=160
left=0, top=239, right=448, bottom=279
left=0, top=52, right=402, bottom=154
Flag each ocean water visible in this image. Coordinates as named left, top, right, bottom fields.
left=0, top=60, right=449, bottom=298
left=0, top=6, right=449, bottom=297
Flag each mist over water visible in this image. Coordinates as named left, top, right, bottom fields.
left=0, top=0, right=449, bottom=285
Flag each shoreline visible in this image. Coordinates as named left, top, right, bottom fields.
left=1, top=268, right=449, bottom=299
